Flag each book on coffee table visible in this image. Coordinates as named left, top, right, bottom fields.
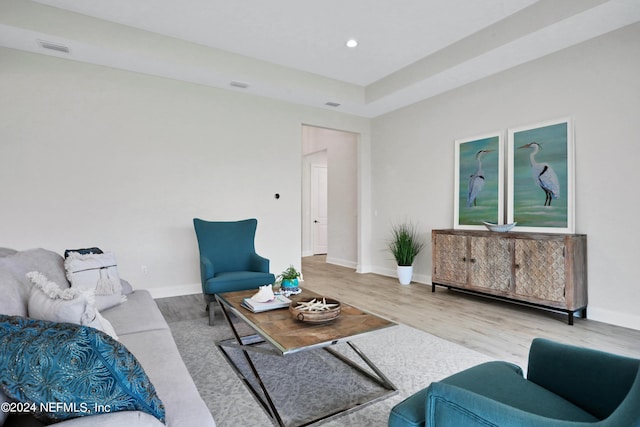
left=241, top=294, right=292, bottom=313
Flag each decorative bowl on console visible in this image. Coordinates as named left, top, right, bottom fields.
left=483, top=222, right=516, bottom=232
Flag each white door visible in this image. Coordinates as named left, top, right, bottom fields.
left=311, top=164, right=328, bottom=254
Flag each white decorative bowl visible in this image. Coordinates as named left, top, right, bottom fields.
left=290, top=298, right=341, bottom=323
left=483, top=222, right=516, bottom=232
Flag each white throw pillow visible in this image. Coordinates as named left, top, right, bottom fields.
left=93, top=292, right=127, bottom=312
left=64, top=251, right=122, bottom=296
left=26, top=271, right=118, bottom=340
left=64, top=251, right=127, bottom=310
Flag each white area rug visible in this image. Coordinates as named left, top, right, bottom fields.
left=167, top=314, right=493, bottom=426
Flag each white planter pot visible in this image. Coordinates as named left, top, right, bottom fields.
left=397, top=265, right=413, bottom=285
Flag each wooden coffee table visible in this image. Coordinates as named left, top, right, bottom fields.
left=215, top=289, right=397, bottom=426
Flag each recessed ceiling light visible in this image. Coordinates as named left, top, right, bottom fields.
left=346, top=39, right=358, bottom=48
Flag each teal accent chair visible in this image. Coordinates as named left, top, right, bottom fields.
left=193, top=218, right=275, bottom=325
left=389, top=338, right=640, bottom=427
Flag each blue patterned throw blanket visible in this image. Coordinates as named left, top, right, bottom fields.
left=0, top=315, right=165, bottom=424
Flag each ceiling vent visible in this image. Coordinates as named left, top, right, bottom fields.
left=38, top=40, right=70, bottom=53
left=325, top=102, right=341, bottom=108
left=230, top=81, right=250, bottom=89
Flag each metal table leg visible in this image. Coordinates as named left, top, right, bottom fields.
left=216, top=297, right=285, bottom=426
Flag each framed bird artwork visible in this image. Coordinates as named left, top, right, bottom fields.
left=508, top=117, right=575, bottom=233
left=454, top=131, right=504, bottom=230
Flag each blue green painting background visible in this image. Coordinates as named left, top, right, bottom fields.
left=513, top=122, right=568, bottom=228
left=458, top=136, right=500, bottom=226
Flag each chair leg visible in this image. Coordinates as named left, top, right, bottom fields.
left=207, top=300, right=215, bottom=326
left=203, top=294, right=216, bottom=326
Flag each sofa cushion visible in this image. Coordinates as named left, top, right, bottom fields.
left=0, top=315, right=165, bottom=424
left=0, top=249, right=70, bottom=317
left=0, top=248, right=17, bottom=258
left=120, top=329, right=216, bottom=427
left=204, top=271, right=275, bottom=294
left=0, top=269, right=28, bottom=317
left=0, top=249, right=70, bottom=290
left=31, top=411, right=164, bottom=426
left=102, top=290, right=168, bottom=336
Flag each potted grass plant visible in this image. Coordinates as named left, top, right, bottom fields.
left=276, top=264, right=302, bottom=295
left=388, top=221, right=425, bottom=285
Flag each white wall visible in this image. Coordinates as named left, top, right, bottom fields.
left=301, top=126, right=358, bottom=268
left=0, top=47, right=371, bottom=297
left=370, top=23, right=640, bottom=329
left=2, top=22, right=638, bottom=330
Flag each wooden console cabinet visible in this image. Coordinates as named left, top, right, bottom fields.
left=431, top=229, right=587, bottom=325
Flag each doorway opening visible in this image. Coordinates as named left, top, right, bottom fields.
left=301, top=125, right=358, bottom=268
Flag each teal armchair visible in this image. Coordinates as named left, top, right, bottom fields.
left=389, top=338, right=640, bottom=427
left=193, top=218, right=275, bottom=325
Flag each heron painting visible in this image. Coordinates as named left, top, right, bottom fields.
left=508, top=118, right=574, bottom=233
left=519, top=142, right=559, bottom=206
left=467, top=149, right=494, bottom=208
left=454, top=133, right=502, bottom=229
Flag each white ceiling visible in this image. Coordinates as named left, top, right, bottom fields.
left=2, top=0, right=640, bottom=117
left=30, top=0, right=540, bottom=86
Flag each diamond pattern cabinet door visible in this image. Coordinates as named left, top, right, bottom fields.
left=432, top=233, right=467, bottom=286
left=514, top=239, right=566, bottom=304
left=469, top=236, right=511, bottom=293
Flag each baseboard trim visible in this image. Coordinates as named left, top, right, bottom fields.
left=356, top=264, right=373, bottom=274
left=148, top=283, right=202, bottom=299
left=325, top=256, right=357, bottom=269
left=370, top=266, right=431, bottom=286
left=588, top=307, right=640, bottom=331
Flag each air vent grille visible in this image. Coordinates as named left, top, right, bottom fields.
left=230, top=81, right=250, bottom=89
left=38, top=40, right=70, bottom=53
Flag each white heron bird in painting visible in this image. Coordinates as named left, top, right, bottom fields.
left=467, top=149, right=493, bottom=208
left=519, top=142, right=559, bottom=206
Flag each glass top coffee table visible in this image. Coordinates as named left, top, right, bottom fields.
left=215, top=288, right=397, bottom=426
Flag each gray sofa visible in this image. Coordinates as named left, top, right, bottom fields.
left=0, top=248, right=216, bottom=427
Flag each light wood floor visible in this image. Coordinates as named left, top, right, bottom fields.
left=299, top=255, right=640, bottom=367
left=157, top=256, right=640, bottom=368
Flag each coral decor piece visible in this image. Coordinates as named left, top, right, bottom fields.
left=250, top=284, right=275, bottom=303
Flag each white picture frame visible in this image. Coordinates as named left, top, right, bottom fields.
left=454, top=131, right=504, bottom=230
left=507, top=117, right=575, bottom=233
